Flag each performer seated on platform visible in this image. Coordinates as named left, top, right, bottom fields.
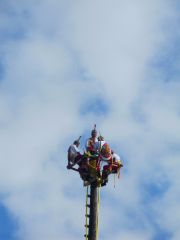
left=67, top=138, right=82, bottom=168
left=111, top=150, right=123, bottom=172
left=101, top=149, right=123, bottom=186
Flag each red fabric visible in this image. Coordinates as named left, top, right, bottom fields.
left=87, top=138, right=96, bottom=152
left=103, top=160, right=119, bottom=172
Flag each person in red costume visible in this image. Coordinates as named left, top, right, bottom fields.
left=101, top=148, right=123, bottom=186
left=85, top=126, right=98, bottom=154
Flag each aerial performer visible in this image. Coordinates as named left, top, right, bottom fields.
left=67, top=136, right=82, bottom=168
left=85, top=124, right=98, bottom=154
left=67, top=125, right=123, bottom=187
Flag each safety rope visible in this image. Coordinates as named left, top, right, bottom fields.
left=114, top=174, right=116, bottom=188
left=117, top=167, right=121, bottom=178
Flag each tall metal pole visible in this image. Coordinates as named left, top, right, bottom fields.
left=88, top=181, right=98, bottom=240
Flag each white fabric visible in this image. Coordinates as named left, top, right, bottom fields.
left=112, top=153, right=121, bottom=161
left=68, top=144, right=80, bottom=164
left=101, top=155, right=111, bottom=162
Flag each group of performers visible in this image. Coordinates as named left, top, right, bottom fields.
left=67, top=126, right=123, bottom=186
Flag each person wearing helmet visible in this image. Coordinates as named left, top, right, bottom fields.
left=67, top=137, right=82, bottom=168
left=85, top=127, right=98, bottom=154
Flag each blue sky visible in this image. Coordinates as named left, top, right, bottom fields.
left=0, top=203, right=17, bottom=240
left=0, top=1, right=180, bottom=240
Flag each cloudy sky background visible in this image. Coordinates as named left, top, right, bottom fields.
left=0, top=0, right=180, bottom=239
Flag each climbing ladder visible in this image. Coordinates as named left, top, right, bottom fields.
left=84, top=184, right=100, bottom=240
left=84, top=186, right=90, bottom=239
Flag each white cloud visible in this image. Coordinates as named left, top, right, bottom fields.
left=0, top=0, right=180, bottom=239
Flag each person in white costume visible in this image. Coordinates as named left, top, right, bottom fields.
left=67, top=139, right=81, bottom=167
